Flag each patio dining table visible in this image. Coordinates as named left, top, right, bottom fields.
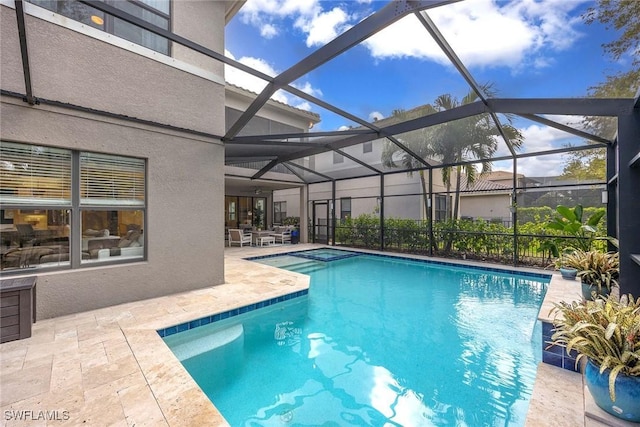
left=251, top=230, right=273, bottom=246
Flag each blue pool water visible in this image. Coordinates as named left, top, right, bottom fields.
left=163, top=251, right=549, bottom=426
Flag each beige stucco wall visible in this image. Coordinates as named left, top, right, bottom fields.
left=1, top=99, right=225, bottom=319
left=273, top=168, right=454, bottom=223
left=0, top=2, right=224, bottom=135
left=1, top=1, right=226, bottom=319
left=171, top=1, right=225, bottom=78
left=459, top=194, right=511, bottom=220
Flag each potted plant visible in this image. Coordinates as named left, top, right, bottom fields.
left=552, top=250, right=579, bottom=280
left=561, top=250, right=619, bottom=300
left=550, top=294, right=640, bottom=422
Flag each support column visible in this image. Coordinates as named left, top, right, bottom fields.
left=428, top=169, right=434, bottom=257
left=617, top=108, right=640, bottom=296
left=299, top=185, right=309, bottom=244
left=380, top=174, right=384, bottom=252
left=513, top=158, right=518, bottom=266
left=606, top=140, right=617, bottom=252
left=331, top=181, right=336, bottom=246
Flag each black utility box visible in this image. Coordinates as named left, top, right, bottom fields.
left=1, top=276, right=37, bottom=343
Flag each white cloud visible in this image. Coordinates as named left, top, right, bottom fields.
left=493, top=121, right=584, bottom=176
left=519, top=124, right=580, bottom=175
left=362, top=0, right=588, bottom=70
left=292, top=81, right=323, bottom=98
left=225, top=49, right=275, bottom=93
left=239, top=0, right=320, bottom=40
left=225, top=50, right=323, bottom=108
left=517, top=156, right=566, bottom=176
left=260, top=23, right=278, bottom=38
left=369, top=111, right=384, bottom=121
left=240, top=0, right=318, bottom=17
left=236, top=0, right=587, bottom=71
left=295, top=7, right=351, bottom=47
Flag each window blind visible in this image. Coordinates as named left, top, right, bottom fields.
left=0, top=141, right=72, bottom=205
left=80, top=152, right=145, bottom=206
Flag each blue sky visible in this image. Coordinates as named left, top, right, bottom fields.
left=224, top=0, right=635, bottom=176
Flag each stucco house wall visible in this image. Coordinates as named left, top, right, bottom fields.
left=274, top=164, right=452, bottom=225
left=459, top=194, right=511, bottom=221
left=0, top=1, right=227, bottom=319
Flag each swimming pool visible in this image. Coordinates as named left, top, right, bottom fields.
left=163, top=249, right=549, bottom=426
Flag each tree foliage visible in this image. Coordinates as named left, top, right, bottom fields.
left=582, top=0, right=640, bottom=136
left=381, top=84, right=523, bottom=228
left=561, top=148, right=606, bottom=181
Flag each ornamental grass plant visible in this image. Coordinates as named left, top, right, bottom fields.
left=550, top=294, right=640, bottom=401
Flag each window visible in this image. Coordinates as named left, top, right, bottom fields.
left=27, top=0, right=170, bottom=55
left=363, top=141, right=372, bottom=153
left=333, top=152, right=344, bottom=164
left=274, top=201, right=286, bottom=225
left=80, top=152, right=145, bottom=264
left=435, top=195, right=449, bottom=222
left=340, top=197, right=351, bottom=220
left=0, top=142, right=146, bottom=272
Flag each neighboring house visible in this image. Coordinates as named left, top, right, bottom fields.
left=458, top=175, right=514, bottom=223
left=273, top=136, right=453, bottom=227
left=0, top=0, right=242, bottom=318
left=459, top=171, right=606, bottom=224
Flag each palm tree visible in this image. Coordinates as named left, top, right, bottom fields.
left=382, top=85, right=524, bottom=251
left=381, top=106, right=436, bottom=220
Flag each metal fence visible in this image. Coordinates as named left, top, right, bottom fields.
left=332, top=222, right=608, bottom=268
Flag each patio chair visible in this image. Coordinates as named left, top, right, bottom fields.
left=270, top=226, right=291, bottom=244
left=228, top=229, right=251, bottom=247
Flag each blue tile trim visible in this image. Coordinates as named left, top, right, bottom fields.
left=542, top=351, right=563, bottom=368
left=292, top=252, right=360, bottom=262
left=542, top=321, right=555, bottom=340
left=541, top=320, right=582, bottom=372
left=247, top=247, right=552, bottom=280
left=157, top=289, right=308, bottom=338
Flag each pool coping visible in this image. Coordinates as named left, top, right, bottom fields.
left=248, top=246, right=552, bottom=280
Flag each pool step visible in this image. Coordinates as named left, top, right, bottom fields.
left=167, top=323, right=244, bottom=361
left=268, top=257, right=319, bottom=269
left=291, top=261, right=326, bottom=274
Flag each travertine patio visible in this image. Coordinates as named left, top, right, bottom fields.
left=0, top=244, right=621, bottom=426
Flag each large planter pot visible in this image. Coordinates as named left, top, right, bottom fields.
left=559, top=267, right=578, bottom=280
left=581, top=281, right=610, bottom=300
left=585, top=359, right=640, bottom=422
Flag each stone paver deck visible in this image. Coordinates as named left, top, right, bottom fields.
left=0, top=244, right=608, bottom=426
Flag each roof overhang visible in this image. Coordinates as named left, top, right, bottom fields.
left=225, top=1, right=246, bottom=25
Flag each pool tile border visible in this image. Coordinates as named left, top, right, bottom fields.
left=541, top=320, right=580, bottom=372
left=248, top=247, right=552, bottom=280
left=156, top=289, right=309, bottom=338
